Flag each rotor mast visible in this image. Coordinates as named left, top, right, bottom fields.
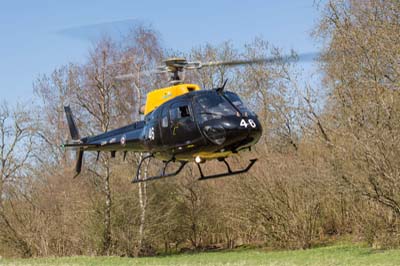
left=159, top=58, right=191, bottom=85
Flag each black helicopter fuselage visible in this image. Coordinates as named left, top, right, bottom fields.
left=69, top=89, right=262, bottom=162
left=63, top=89, right=262, bottom=181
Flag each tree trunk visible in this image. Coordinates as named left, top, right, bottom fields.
left=137, top=154, right=149, bottom=255
left=102, top=159, right=112, bottom=255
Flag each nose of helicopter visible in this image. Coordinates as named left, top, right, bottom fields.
left=201, top=114, right=262, bottom=149
left=238, top=115, right=262, bottom=145
left=246, top=116, right=263, bottom=144
left=220, top=115, right=262, bottom=148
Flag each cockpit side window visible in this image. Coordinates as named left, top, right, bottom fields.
left=178, top=106, right=190, bottom=117
left=170, top=103, right=192, bottom=122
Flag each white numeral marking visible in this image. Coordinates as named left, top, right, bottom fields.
left=248, top=119, right=256, bottom=128
left=148, top=127, right=155, bottom=140
left=240, top=119, right=256, bottom=128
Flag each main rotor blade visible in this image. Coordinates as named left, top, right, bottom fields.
left=199, top=52, right=319, bottom=68
left=56, top=18, right=142, bottom=41
left=115, top=52, right=320, bottom=80
left=115, top=73, right=137, bottom=80
left=115, top=69, right=161, bottom=80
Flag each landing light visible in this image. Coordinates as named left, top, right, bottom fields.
left=195, top=156, right=203, bottom=164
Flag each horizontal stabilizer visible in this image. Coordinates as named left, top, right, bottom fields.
left=62, top=141, right=97, bottom=148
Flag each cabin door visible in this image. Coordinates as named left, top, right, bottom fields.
left=167, top=101, right=201, bottom=147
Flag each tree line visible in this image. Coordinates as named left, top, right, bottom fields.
left=0, top=0, right=399, bottom=257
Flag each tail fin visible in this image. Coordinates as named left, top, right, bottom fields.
left=64, top=106, right=83, bottom=177
left=64, top=106, right=80, bottom=140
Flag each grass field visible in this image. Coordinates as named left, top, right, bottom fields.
left=2, top=244, right=400, bottom=266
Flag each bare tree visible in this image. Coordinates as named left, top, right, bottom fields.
left=314, top=0, right=400, bottom=246
left=117, top=26, right=162, bottom=256
left=0, top=103, right=36, bottom=257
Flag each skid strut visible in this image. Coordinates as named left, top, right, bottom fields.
left=132, top=154, right=188, bottom=183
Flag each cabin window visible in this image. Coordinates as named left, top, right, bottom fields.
left=161, top=107, right=169, bottom=128
left=162, top=116, right=168, bottom=127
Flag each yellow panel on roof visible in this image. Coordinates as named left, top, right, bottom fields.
left=144, top=84, right=201, bottom=115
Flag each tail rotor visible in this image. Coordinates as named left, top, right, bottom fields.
left=64, top=106, right=84, bottom=177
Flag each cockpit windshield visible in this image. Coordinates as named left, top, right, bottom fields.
left=194, top=93, right=237, bottom=122
left=223, top=91, right=253, bottom=116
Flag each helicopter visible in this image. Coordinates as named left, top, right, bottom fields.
left=62, top=55, right=310, bottom=183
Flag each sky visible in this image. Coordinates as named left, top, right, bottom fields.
left=0, top=0, right=324, bottom=105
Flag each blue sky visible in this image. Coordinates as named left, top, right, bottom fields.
left=0, top=0, right=323, bottom=104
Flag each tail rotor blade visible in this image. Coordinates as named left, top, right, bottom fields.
left=74, top=150, right=84, bottom=178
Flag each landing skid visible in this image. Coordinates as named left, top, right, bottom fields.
left=132, top=154, right=257, bottom=183
left=197, top=158, right=257, bottom=180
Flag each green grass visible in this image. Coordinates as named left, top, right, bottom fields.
left=2, top=244, right=400, bottom=266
